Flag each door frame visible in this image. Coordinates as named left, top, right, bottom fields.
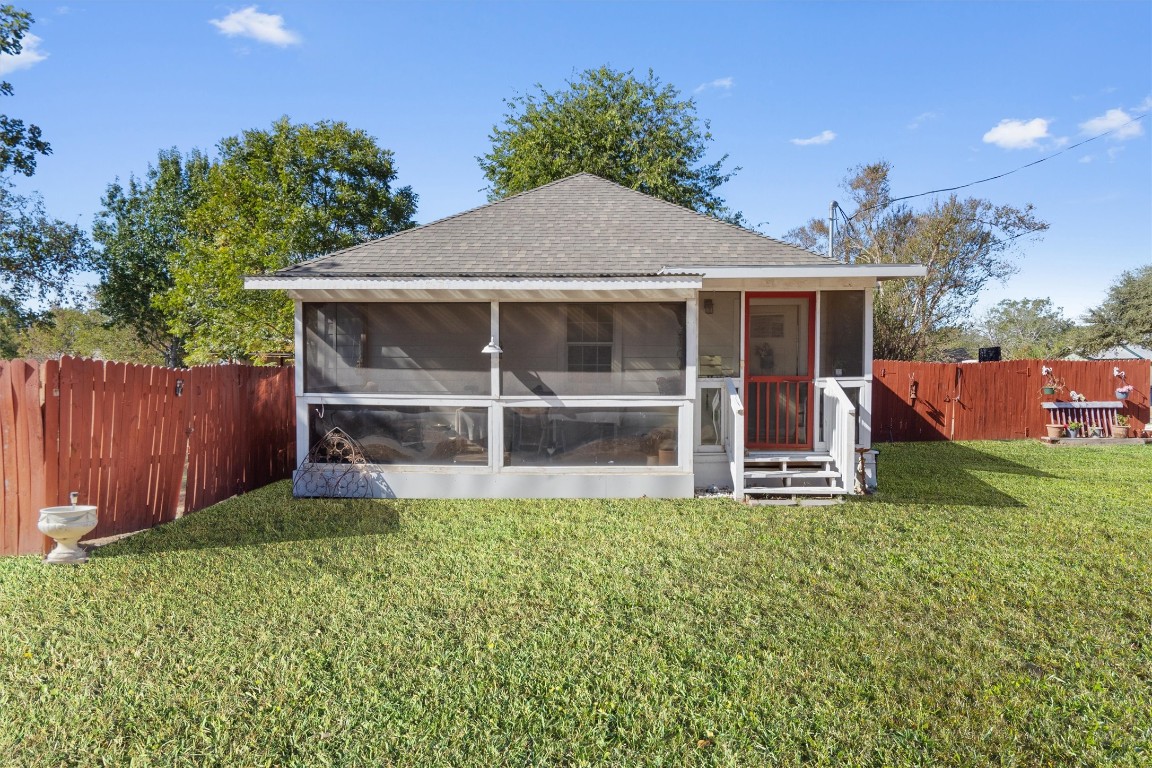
left=743, top=292, right=817, bottom=450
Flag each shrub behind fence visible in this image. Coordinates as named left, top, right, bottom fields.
left=0, top=357, right=295, bottom=556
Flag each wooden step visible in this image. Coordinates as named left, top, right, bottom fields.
left=745, top=453, right=833, bottom=464
left=744, top=485, right=847, bottom=496
left=744, top=469, right=840, bottom=480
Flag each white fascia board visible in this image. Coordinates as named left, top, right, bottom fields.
left=244, top=275, right=702, bottom=292
left=659, top=264, right=927, bottom=281
left=244, top=275, right=703, bottom=301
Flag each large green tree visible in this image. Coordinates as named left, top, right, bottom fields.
left=164, top=118, right=417, bottom=363
left=0, top=4, right=50, bottom=177
left=479, top=66, right=743, bottom=223
left=785, top=162, right=1048, bottom=360
left=0, top=4, right=91, bottom=333
left=1076, top=265, right=1152, bottom=354
left=93, top=148, right=210, bottom=367
left=0, top=186, right=92, bottom=306
left=16, top=303, right=162, bottom=364
left=973, top=298, right=1073, bottom=359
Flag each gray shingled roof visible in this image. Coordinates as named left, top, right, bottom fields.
left=273, top=173, right=832, bottom=278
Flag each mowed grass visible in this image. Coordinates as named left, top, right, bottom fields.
left=1, top=442, right=1150, bottom=767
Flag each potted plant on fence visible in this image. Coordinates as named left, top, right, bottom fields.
left=1066, top=420, right=1083, bottom=438
left=1114, top=367, right=1132, bottom=400
left=1040, top=366, right=1064, bottom=397
left=1113, top=414, right=1131, bottom=439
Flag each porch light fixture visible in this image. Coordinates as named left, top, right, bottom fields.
left=481, top=337, right=503, bottom=355
left=703, top=299, right=714, bottom=315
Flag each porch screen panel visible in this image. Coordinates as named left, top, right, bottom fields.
left=501, top=302, right=686, bottom=396
left=503, top=406, right=678, bottom=466
left=309, top=405, right=488, bottom=465
left=819, top=291, right=865, bottom=377
left=304, top=303, right=490, bottom=394
left=698, top=291, right=740, bottom=377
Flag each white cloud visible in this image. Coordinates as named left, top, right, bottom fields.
left=982, top=118, right=1050, bottom=149
left=694, top=77, right=733, bottom=94
left=209, top=6, right=301, bottom=47
left=908, top=111, right=937, bottom=130
left=790, top=130, right=836, bottom=146
left=0, top=33, right=47, bottom=75
left=1137, top=95, right=1152, bottom=112
left=1078, top=155, right=1093, bottom=163
left=1079, top=107, right=1144, bottom=140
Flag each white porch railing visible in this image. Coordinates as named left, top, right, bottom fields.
left=722, top=377, right=744, bottom=497
left=817, top=378, right=857, bottom=494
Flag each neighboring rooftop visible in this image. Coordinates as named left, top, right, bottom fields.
left=270, top=173, right=832, bottom=278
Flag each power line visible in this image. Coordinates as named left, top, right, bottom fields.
left=845, top=111, right=1149, bottom=222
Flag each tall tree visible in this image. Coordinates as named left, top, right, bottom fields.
left=785, top=161, right=1048, bottom=360
left=0, top=186, right=92, bottom=306
left=973, top=298, right=1073, bottom=359
left=1076, top=265, right=1152, bottom=353
left=16, top=303, right=162, bottom=365
left=92, top=148, right=210, bottom=367
left=0, top=5, right=50, bottom=177
left=164, top=118, right=417, bottom=363
left=0, top=293, right=26, bottom=357
left=479, top=66, right=743, bottom=223
left=0, top=6, right=90, bottom=315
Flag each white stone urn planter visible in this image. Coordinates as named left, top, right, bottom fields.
left=38, top=493, right=97, bottom=564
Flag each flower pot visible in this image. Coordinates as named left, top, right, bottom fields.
left=1113, top=425, right=1131, bottom=439
left=1042, top=386, right=1056, bottom=395
left=1067, top=429, right=1080, bottom=438
left=1045, top=424, right=1064, bottom=440
left=1115, top=390, right=1129, bottom=400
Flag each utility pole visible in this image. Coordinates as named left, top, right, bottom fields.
left=828, top=200, right=837, bottom=261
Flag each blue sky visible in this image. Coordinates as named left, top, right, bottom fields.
left=8, top=1, right=1151, bottom=321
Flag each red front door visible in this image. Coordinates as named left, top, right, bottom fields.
left=745, top=293, right=815, bottom=450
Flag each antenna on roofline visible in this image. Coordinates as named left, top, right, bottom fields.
left=828, top=201, right=836, bottom=261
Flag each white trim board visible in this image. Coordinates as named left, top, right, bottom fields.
left=661, top=264, right=927, bottom=280
left=246, top=275, right=703, bottom=301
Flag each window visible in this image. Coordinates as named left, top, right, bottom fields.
left=567, top=304, right=614, bottom=373
left=304, top=303, right=490, bottom=395
left=501, top=302, right=686, bottom=396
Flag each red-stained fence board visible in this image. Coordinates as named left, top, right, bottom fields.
left=873, top=358, right=1150, bottom=442
left=2, top=358, right=295, bottom=555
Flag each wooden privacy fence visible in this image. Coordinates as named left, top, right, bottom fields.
left=872, top=358, right=1150, bottom=442
left=0, top=357, right=295, bottom=556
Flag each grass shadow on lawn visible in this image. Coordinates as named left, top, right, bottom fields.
left=96, top=482, right=404, bottom=557
left=866, top=441, right=1056, bottom=507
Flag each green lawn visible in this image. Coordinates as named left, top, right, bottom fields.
left=1, top=442, right=1150, bottom=767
